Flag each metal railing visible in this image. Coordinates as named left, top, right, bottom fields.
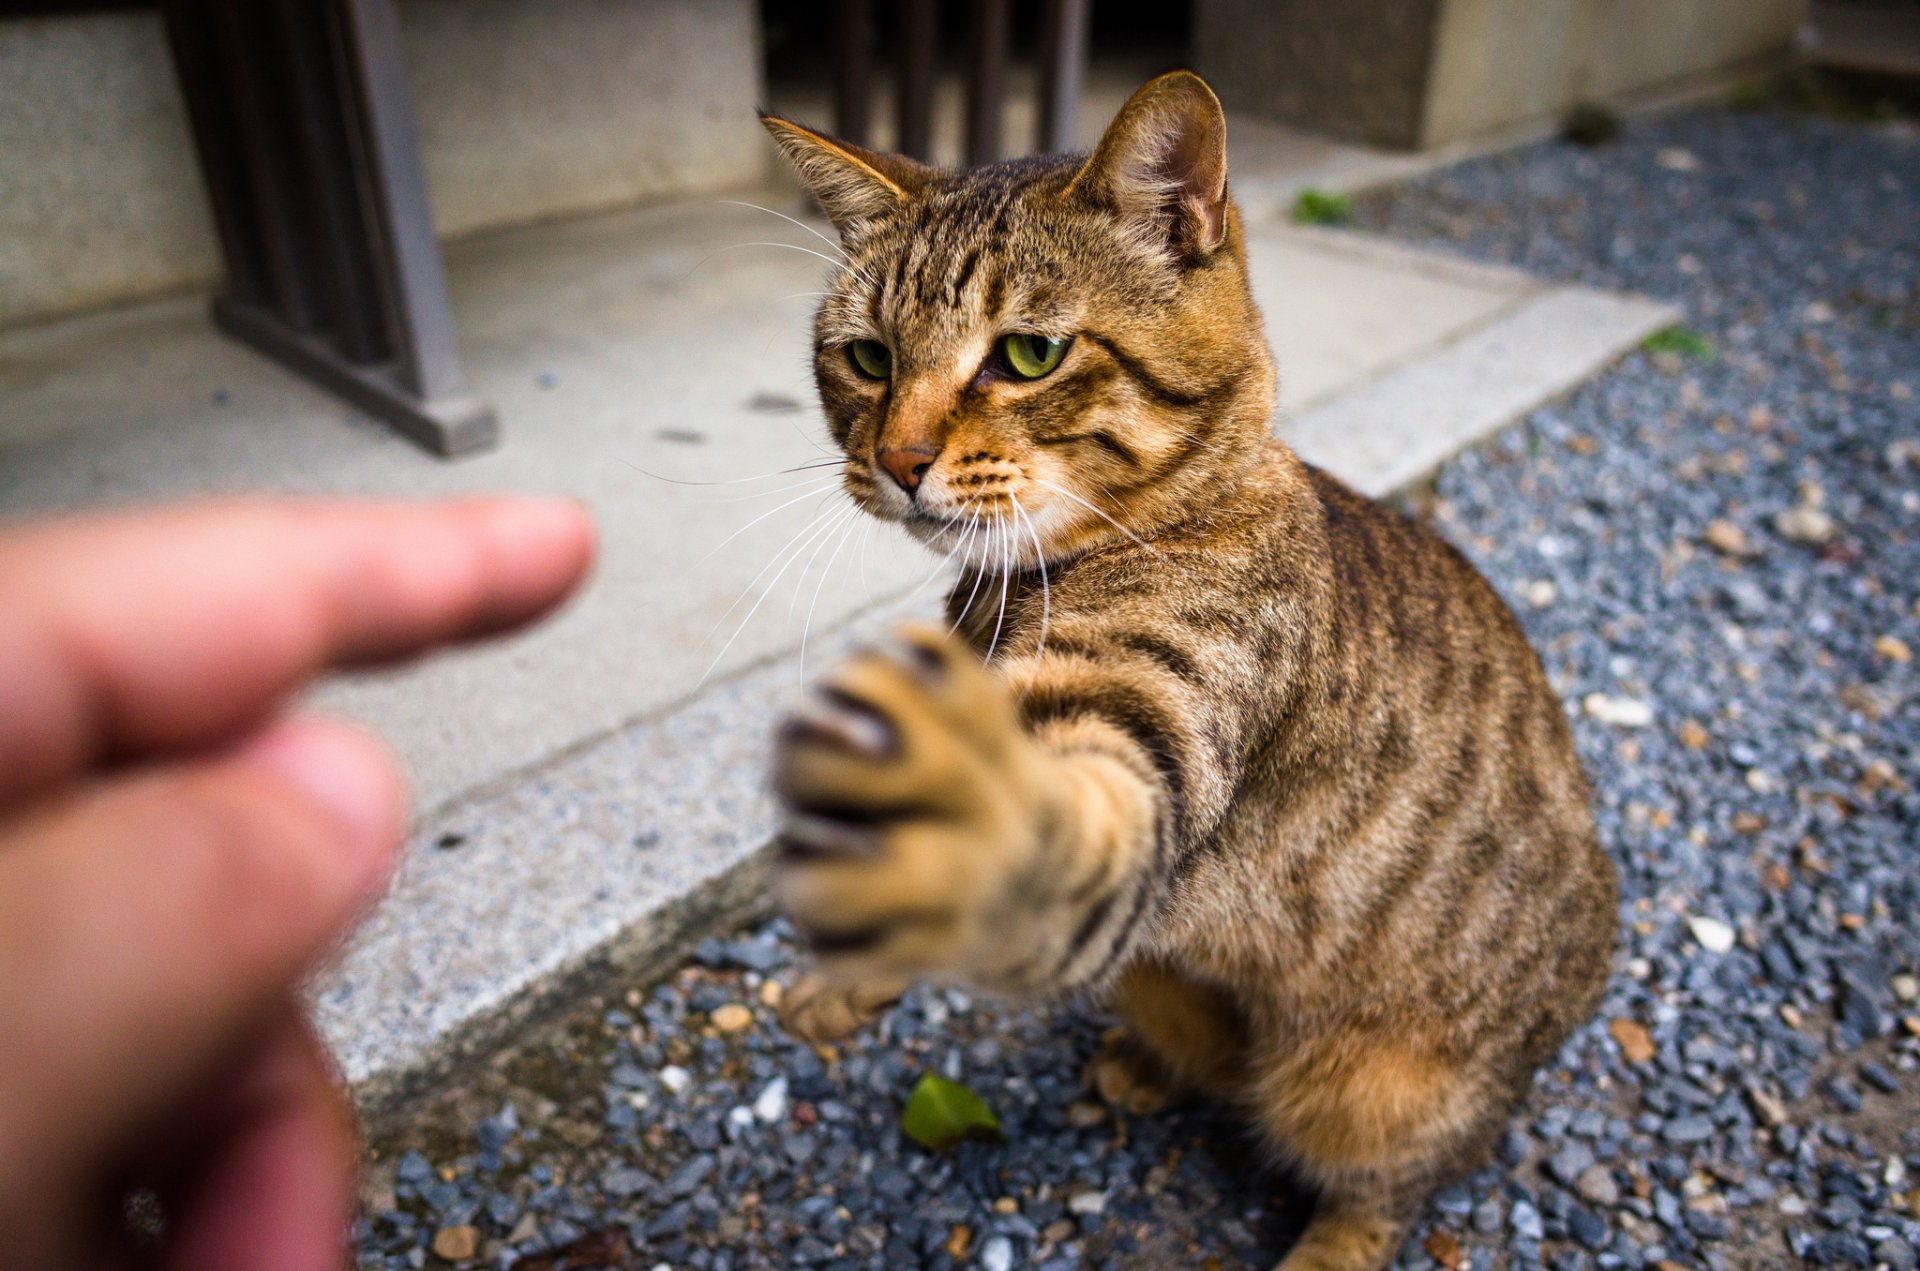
left=831, top=0, right=1092, bottom=163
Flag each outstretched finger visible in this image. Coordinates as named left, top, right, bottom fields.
left=0, top=496, right=594, bottom=806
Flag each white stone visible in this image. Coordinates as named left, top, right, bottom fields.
left=752, top=1076, right=789, bottom=1124
left=1689, top=915, right=1737, bottom=954
left=1583, top=693, right=1654, bottom=728
left=1892, top=973, right=1919, bottom=1003
left=979, top=1236, right=1014, bottom=1271
left=1067, top=1190, right=1108, bottom=1215
left=1525, top=579, right=1558, bottom=609
left=658, top=1065, right=691, bottom=1095
left=1774, top=503, right=1836, bottom=546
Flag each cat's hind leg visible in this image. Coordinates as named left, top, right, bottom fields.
left=1104, top=957, right=1248, bottom=1101
left=1271, top=1192, right=1410, bottom=1271
left=1247, top=1030, right=1497, bottom=1271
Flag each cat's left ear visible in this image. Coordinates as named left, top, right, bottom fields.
left=761, top=115, right=933, bottom=238
left=1066, top=71, right=1229, bottom=261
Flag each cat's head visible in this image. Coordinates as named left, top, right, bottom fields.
left=763, top=71, right=1276, bottom=568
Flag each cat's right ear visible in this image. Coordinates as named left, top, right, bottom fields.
left=1066, top=71, right=1229, bottom=262
left=760, top=115, right=932, bottom=238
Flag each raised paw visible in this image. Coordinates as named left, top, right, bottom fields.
left=771, top=623, right=1049, bottom=983
left=777, top=972, right=908, bottom=1045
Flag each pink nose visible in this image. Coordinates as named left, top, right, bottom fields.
left=878, top=445, right=936, bottom=495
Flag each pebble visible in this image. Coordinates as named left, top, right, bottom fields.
left=1688, top=915, right=1737, bottom=954
left=752, top=1076, right=789, bottom=1123
left=429, top=1226, right=478, bottom=1261
left=1583, top=693, right=1654, bottom=728
left=709, top=1003, right=754, bottom=1033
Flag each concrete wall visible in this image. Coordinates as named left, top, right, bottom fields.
left=1193, top=0, right=1809, bottom=151
left=1193, top=0, right=1444, bottom=149
left=1425, top=0, right=1809, bottom=146
left=0, top=0, right=764, bottom=328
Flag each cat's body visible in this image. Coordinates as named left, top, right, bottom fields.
left=762, top=73, right=1617, bottom=1270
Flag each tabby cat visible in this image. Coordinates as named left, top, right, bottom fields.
left=760, top=72, right=1618, bottom=1271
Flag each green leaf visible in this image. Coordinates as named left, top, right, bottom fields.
left=1640, top=326, right=1715, bottom=360
left=1290, top=188, right=1353, bottom=227
left=900, top=1073, right=1003, bottom=1151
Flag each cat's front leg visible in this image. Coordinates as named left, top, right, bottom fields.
left=770, top=624, right=1061, bottom=996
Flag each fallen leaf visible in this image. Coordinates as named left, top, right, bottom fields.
left=901, top=1072, right=1003, bottom=1151
left=1609, top=1018, right=1656, bottom=1063
left=944, top=1224, right=973, bottom=1258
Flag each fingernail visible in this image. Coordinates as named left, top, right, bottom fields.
left=234, top=718, right=405, bottom=894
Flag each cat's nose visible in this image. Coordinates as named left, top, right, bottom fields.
left=878, top=445, right=937, bottom=496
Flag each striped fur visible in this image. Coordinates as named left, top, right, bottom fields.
left=764, top=73, right=1617, bottom=1271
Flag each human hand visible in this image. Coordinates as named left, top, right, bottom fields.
left=0, top=497, right=595, bottom=1271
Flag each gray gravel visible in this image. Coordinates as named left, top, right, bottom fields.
left=355, top=102, right=1919, bottom=1271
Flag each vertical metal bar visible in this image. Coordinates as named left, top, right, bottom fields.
left=965, top=0, right=1008, bottom=165
left=895, top=0, right=937, bottom=161
left=1036, top=0, right=1090, bottom=154
left=210, top=0, right=326, bottom=333
left=335, top=0, right=465, bottom=400
left=157, top=0, right=270, bottom=308
left=833, top=0, right=873, bottom=145
left=273, top=0, right=390, bottom=363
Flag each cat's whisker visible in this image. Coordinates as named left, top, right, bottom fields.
left=708, top=472, right=849, bottom=505
left=618, top=457, right=843, bottom=488
left=985, top=517, right=1014, bottom=664
left=788, top=500, right=861, bottom=628
left=737, top=241, right=880, bottom=291
left=701, top=497, right=853, bottom=686
left=950, top=510, right=993, bottom=634
left=706, top=495, right=844, bottom=640
left=799, top=502, right=867, bottom=676
left=1011, top=492, right=1051, bottom=663
left=853, top=517, right=875, bottom=602
left=1028, top=478, right=1164, bottom=559
left=694, top=477, right=847, bottom=568
left=715, top=199, right=850, bottom=262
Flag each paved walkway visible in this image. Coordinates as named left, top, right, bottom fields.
left=352, top=102, right=1917, bottom=1270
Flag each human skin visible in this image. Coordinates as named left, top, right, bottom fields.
left=0, top=497, right=595, bottom=1271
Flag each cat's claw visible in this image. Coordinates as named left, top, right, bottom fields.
left=771, top=622, right=1045, bottom=980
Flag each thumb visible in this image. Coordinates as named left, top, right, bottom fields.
left=0, top=717, right=401, bottom=1215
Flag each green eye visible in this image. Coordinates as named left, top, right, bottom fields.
left=848, top=339, right=892, bottom=379
left=999, top=332, right=1070, bottom=379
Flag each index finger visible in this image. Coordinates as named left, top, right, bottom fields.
left=0, top=497, right=595, bottom=805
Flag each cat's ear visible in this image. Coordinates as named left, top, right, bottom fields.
left=761, top=115, right=932, bottom=237
left=1066, top=71, right=1229, bottom=260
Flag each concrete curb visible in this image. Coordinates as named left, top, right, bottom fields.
left=1285, top=281, right=1682, bottom=495
left=318, top=262, right=1679, bottom=1114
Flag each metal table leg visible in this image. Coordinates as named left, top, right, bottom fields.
left=161, top=0, right=497, bottom=457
